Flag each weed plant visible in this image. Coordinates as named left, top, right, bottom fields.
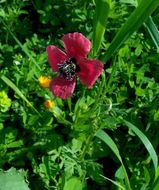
left=0, top=0, right=159, bottom=190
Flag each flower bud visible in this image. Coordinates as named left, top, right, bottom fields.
left=44, top=100, right=54, bottom=109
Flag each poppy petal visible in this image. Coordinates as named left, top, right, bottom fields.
left=50, top=76, right=76, bottom=99
left=46, top=45, right=67, bottom=72
left=62, top=32, right=91, bottom=61
left=77, top=60, right=103, bottom=88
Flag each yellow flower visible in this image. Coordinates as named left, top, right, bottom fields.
left=38, top=76, right=51, bottom=88
left=44, top=100, right=54, bottom=109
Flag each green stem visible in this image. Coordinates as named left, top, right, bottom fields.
left=67, top=98, right=72, bottom=112
left=80, top=133, right=94, bottom=160
left=78, top=72, right=106, bottom=119
left=79, top=125, right=97, bottom=184
left=102, top=56, right=117, bottom=96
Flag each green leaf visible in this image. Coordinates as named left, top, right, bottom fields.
left=6, top=140, right=24, bottom=148
left=86, top=162, right=105, bottom=185
left=155, top=166, right=159, bottom=180
left=93, top=0, right=111, bottom=55
left=100, top=174, right=126, bottom=190
left=120, top=0, right=138, bottom=6
left=4, top=127, right=17, bottom=144
left=1, top=75, right=41, bottom=115
left=143, top=166, right=151, bottom=184
left=0, top=18, right=41, bottom=71
left=144, top=16, right=159, bottom=50
left=96, top=129, right=121, bottom=161
left=153, top=166, right=159, bottom=190
left=0, top=167, right=30, bottom=190
left=63, top=177, right=83, bottom=190
left=96, top=129, right=131, bottom=190
left=135, top=87, right=145, bottom=96
left=154, top=109, right=159, bottom=121
left=153, top=180, right=159, bottom=190
left=0, top=91, right=11, bottom=112
left=72, top=139, right=82, bottom=153
left=102, top=0, right=159, bottom=62
left=123, top=120, right=158, bottom=171
left=115, top=166, right=124, bottom=180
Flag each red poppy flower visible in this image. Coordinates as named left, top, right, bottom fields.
left=46, top=32, right=103, bottom=99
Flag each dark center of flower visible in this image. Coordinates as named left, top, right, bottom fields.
left=58, top=57, right=80, bottom=81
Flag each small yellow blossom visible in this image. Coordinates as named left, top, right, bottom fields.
left=38, top=76, right=51, bottom=88
left=44, top=100, right=54, bottom=109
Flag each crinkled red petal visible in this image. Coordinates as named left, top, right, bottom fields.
left=50, top=76, right=76, bottom=99
left=77, top=59, right=103, bottom=88
left=46, top=45, right=67, bottom=72
left=62, top=32, right=91, bottom=62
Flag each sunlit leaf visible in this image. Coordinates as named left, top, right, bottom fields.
left=63, top=177, right=83, bottom=190
left=0, top=167, right=30, bottom=190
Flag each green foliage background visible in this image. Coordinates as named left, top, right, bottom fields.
left=0, top=0, right=159, bottom=189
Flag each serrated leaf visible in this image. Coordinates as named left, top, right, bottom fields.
left=72, top=139, right=82, bottom=153
left=4, top=127, right=17, bottom=144
left=28, top=115, right=39, bottom=125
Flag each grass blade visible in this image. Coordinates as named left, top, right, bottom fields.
left=123, top=120, right=158, bottom=171
left=1, top=75, right=41, bottom=115
left=0, top=18, right=41, bottom=71
left=100, top=174, right=126, bottom=190
left=101, top=0, right=159, bottom=62
left=153, top=179, right=159, bottom=190
left=152, top=166, right=159, bottom=190
left=96, top=129, right=131, bottom=190
left=93, top=0, right=111, bottom=55
left=153, top=166, right=159, bottom=190
left=144, top=16, right=159, bottom=50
